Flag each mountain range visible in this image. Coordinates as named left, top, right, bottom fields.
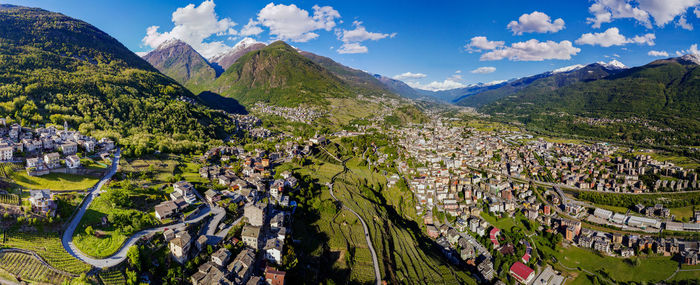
left=141, top=36, right=427, bottom=126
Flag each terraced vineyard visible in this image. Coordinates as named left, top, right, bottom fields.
left=0, top=251, right=72, bottom=284
left=293, top=143, right=475, bottom=284
left=0, top=193, right=19, bottom=205
left=99, top=269, right=127, bottom=285
left=1, top=232, right=91, bottom=275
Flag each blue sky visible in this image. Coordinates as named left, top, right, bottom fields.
left=4, top=0, right=700, bottom=90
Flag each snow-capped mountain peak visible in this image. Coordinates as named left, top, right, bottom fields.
left=552, top=64, right=585, bottom=74
left=680, top=53, right=700, bottom=65
left=597, top=59, right=627, bottom=70
left=156, top=38, right=186, bottom=50
left=233, top=37, right=262, bottom=50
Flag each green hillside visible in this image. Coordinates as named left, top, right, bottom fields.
left=481, top=59, right=700, bottom=146
left=0, top=5, right=233, bottom=154
left=300, top=51, right=399, bottom=98
left=211, top=41, right=354, bottom=107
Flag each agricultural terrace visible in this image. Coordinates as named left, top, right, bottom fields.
left=0, top=251, right=72, bottom=284
left=0, top=231, right=91, bottom=275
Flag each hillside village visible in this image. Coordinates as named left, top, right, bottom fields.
left=0, top=120, right=114, bottom=176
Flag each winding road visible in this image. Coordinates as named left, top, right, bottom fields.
left=61, top=149, right=225, bottom=268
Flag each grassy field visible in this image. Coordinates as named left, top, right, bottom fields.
left=10, top=171, right=99, bottom=191
left=81, top=157, right=109, bottom=170
left=1, top=231, right=91, bottom=275
left=536, top=239, right=680, bottom=283
left=0, top=251, right=73, bottom=284
left=669, top=205, right=696, bottom=221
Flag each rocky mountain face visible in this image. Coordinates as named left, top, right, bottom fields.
left=142, top=39, right=219, bottom=94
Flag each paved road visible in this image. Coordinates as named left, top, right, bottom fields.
left=61, top=149, right=221, bottom=268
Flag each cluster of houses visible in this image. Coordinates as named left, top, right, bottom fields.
left=392, top=117, right=698, bottom=195
left=0, top=121, right=113, bottom=176
left=164, top=190, right=292, bottom=284
left=252, top=102, right=325, bottom=124
left=159, top=140, right=311, bottom=285
left=154, top=181, right=200, bottom=221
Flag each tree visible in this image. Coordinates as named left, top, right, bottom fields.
left=126, top=269, right=138, bottom=285
left=127, top=246, right=141, bottom=271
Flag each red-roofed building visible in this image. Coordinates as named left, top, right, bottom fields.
left=489, top=227, right=500, bottom=248
left=510, top=261, right=535, bottom=284
left=265, top=266, right=286, bottom=285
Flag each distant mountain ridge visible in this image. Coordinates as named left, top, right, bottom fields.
left=142, top=39, right=220, bottom=94
left=481, top=56, right=699, bottom=146
left=455, top=60, right=627, bottom=107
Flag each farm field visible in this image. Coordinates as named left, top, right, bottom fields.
left=0, top=251, right=72, bottom=284
left=0, top=231, right=91, bottom=275
left=10, top=171, right=99, bottom=191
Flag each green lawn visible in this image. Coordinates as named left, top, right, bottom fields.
left=670, top=205, right=696, bottom=221
left=81, top=157, right=109, bottom=170
left=11, top=171, right=99, bottom=191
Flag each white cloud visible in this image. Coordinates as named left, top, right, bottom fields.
left=336, top=21, right=394, bottom=54
left=337, top=42, right=368, bottom=54
left=638, top=0, right=700, bottom=26
left=507, top=11, right=565, bottom=35
left=575, top=27, right=655, bottom=47
left=406, top=79, right=467, bottom=91
left=587, top=0, right=651, bottom=28
left=340, top=21, right=393, bottom=42
left=675, top=43, right=700, bottom=55
left=480, top=39, right=580, bottom=61
left=676, top=14, right=694, bottom=30
left=470, top=66, right=497, bottom=74
left=141, top=0, right=237, bottom=58
left=648, top=50, right=669, bottom=56
left=587, top=0, right=700, bottom=28
left=393, top=72, right=427, bottom=80
left=696, top=7, right=700, bottom=17
left=239, top=18, right=263, bottom=36
left=257, top=3, right=340, bottom=42
left=465, top=36, right=505, bottom=52
left=135, top=51, right=149, bottom=57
